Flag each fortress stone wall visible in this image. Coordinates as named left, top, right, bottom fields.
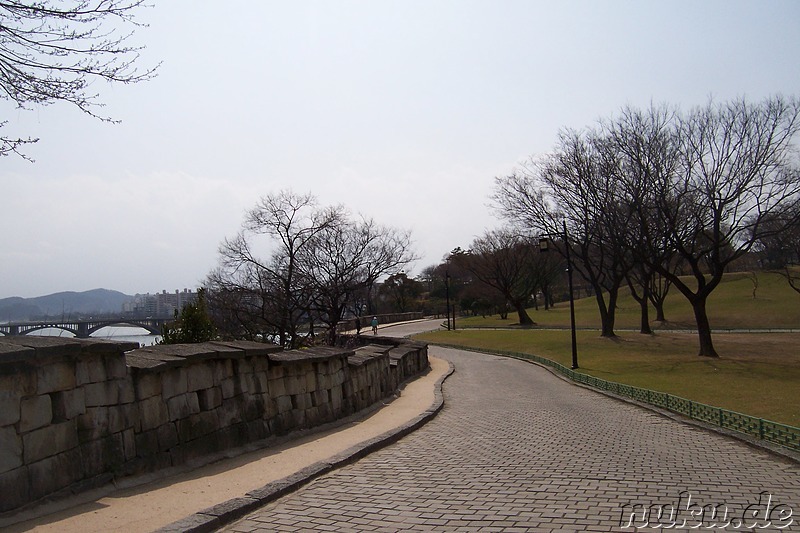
left=0, top=335, right=428, bottom=514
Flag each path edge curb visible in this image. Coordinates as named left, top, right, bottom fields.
left=154, top=361, right=456, bottom=533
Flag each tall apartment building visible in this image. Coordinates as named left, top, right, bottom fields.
left=122, top=289, right=198, bottom=318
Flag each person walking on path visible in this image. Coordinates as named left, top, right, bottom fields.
left=370, top=316, right=378, bottom=335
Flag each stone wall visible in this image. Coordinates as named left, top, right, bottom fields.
left=0, top=335, right=428, bottom=514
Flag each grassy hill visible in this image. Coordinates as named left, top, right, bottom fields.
left=457, top=271, right=800, bottom=330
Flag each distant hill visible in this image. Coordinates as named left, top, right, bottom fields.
left=0, top=289, right=133, bottom=322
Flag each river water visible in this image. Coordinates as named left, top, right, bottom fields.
left=27, top=326, right=161, bottom=348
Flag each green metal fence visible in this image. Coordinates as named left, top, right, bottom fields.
left=436, top=343, right=800, bottom=453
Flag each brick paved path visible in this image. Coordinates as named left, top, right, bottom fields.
left=223, top=346, right=800, bottom=532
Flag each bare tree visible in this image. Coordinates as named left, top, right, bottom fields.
left=455, top=229, right=542, bottom=326
left=630, top=96, right=800, bottom=356
left=602, top=104, right=682, bottom=331
left=494, top=129, right=628, bottom=337
left=753, top=203, right=800, bottom=294
left=300, top=215, right=415, bottom=344
left=210, top=191, right=339, bottom=348
left=0, top=1, right=157, bottom=158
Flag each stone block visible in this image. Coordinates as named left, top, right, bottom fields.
left=80, top=433, right=124, bottom=477
left=187, top=364, right=214, bottom=391
left=0, top=426, right=22, bottom=474
left=316, top=373, right=331, bottom=389
left=240, top=373, right=254, bottom=395
left=312, top=389, right=328, bottom=407
left=304, top=371, right=317, bottom=392
left=245, top=419, right=269, bottom=441
left=119, top=380, right=136, bottom=404
left=260, top=394, right=277, bottom=418
left=74, top=358, right=92, bottom=386
left=217, top=422, right=248, bottom=449
left=134, top=372, right=162, bottom=399
left=172, top=432, right=220, bottom=463
left=106, top=354, right=128, bottom=379
left=108, top=403, right=139, bottom=434
left=217, top=398, right=244, bottom=427
left=23, top=420, right=78, bottom=464
left=241, top=396, right=262, bottom=422
left=75, top=356, right=106, bottom=385
left=51, top=388, right=86, bottom=422
left=139, top=396, right=168, bottom=432
left=29, top=448, right=84, bottom=501
left=316, top=402, right=333, bottom=422
left=134, top=429, right=159, bottom=458
left=157, top=422, right=179, bottom=451
left=290, top=409, right=306, bottom=428
left=161, top=368, right=188, bottom=400
left=305, top=406, right=321, bottom=425
left=219, top=377, right=236, bottom=399
left=284, top=375, right=301, bottom=396
left=197, top=387, right=223, bottom=411
left=252, top=371, right=269, bottom=394
left=167, top=392, right=200, bottom=421
left=292, top=393, right=311, bottom=411
left=213, top=359, right=234, bottom=384
left=177, top=410, right=219, bottom=442
left=268, top=377, right=286, bottom=397
left=19, top=394, right=53, bottom=433
left=37, top=361, right=76, bottom=394
left=122, top=428, right=136, bottom=461
left=234, top=358, right=254, bottom=376
left=0, top=393, right=21, bottom=427
left=276, top=395, right=293, bottom=415
left=84, top=381, right=119, bottom=407
left=267, top=365, right=284, bottom=381
left=0, top=466, right=29, bottom=513
left=78, top=406, right=108, bottom=442
left=0, top=367, right=36, bottom=398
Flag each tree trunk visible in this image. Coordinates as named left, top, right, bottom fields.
left=691, top=298, right=719, bottom=357
left=653, top=301, right=666, bottom=322
left=595, top=292, right=617, bottom=338
left=627, top=276, right=653, bottom=334
left=514, top=301, right=535, bottom=326
left=638, top=298, right=653, bottom=334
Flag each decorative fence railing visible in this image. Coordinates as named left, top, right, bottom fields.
left=435, top=343, right=800, bottom=453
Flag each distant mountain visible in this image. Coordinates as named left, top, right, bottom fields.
left=0, top=289, right=133, bottom=322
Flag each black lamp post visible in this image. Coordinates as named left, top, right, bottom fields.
left=539, top=221, right=579, bottom=369
left=445, top=271, right=452, bottom=331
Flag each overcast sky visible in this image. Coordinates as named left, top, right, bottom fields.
left=2, top=1, right=799, bottom=299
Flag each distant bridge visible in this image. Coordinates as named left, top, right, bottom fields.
left=0, top=318, right=170, bottom=338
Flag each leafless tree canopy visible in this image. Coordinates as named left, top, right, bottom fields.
left=0, top=1, right=157, bottom=157
left=494, top=95, right=800, bottom=357
left=207, top=191, right=416, bottom=347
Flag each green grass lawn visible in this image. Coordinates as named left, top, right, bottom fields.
left=416, top=272, right=800, bottom=426
left=456, top=271, right=800, bottom=330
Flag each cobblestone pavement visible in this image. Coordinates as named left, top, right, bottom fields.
left=222, top=346, right=800, bottom=532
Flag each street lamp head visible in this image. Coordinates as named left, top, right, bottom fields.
left=538, top=237, right=550, bottom=252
